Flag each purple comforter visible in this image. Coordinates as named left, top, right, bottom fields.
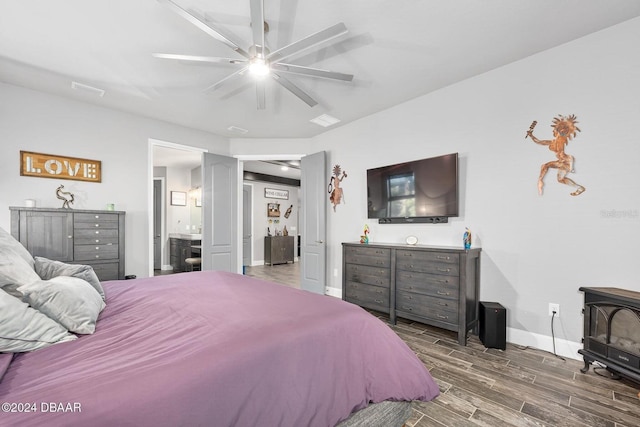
left=0, top=271, right=439, bottom=427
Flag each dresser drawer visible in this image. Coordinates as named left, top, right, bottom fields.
left=345, top=264, right=390, bottom=287
left=396, top=251, right=459, bottom=276
left=345, top=282, right=389, bottom=313
left=344, top=246, right=391, bottom=268
left=77, top=261, right=119, bottom=281
left=74, top=212, right=120, bottom=223
left=74, top=228, right=119, bottom=244
left=74, top=244, right=119, bottom=261
left=396, top=270, right=459, bottom=299
left=396, top=291, right=459, bottom=324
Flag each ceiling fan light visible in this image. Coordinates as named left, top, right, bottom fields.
left=248, top=58, right=270, bottom=77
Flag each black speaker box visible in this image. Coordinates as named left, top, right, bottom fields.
left=479, top=301, right=506, bottom=350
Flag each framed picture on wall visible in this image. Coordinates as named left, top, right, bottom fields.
left=171, top=191, right=187, bottom=206
left=267, top=202, right=281, bottom=217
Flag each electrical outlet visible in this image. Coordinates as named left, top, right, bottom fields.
left=548, top=303, right=560, bottom=317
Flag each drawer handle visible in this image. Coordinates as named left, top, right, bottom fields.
left=377, top=261, right=384, bottom=265
left=438, top=280, right=449, bottom=284
left=95, top=215, right=100, bottom=219
left=438, top=302, right=449, bottom=307
left=437, top=315, right=449, bottom=320
left=436, top=255, right=450, bottom=260
left=402, top=306, right=413, bottom=311
left=95, top=239, right=100, bottom=243
left=437, top=268, right=451, bottom=273
left=376, top=290, right=383, bottom=294
left=95, top=231, right=100, bottom=234
left=437, top=291, right=450, bottom=296
left=95, top=255, right=100, bottom=259
left=404, top=253, right=412, bottom=257
left=404, top=295, right=413, bottom=300
left=375, top=299, right=383, bottom=304
left=67, top=235, right=73, bottom=239
left=95, top=246, right=100, bottom=250
left=95, top=224, right=100, bottom=227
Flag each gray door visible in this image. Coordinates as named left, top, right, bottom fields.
left=242, top=184, right=252, bottom=268
left=153, top=179, right=162, bottom=270
left=300, top=151, right=326, bottom=294
left=201, top=152, right=239, bottom=272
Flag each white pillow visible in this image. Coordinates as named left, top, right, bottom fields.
left=18, top=276, right=106, bottom=335
left=0, top=288, right=76, bottom=353
left=0, top=244, right=40, bottom=298
left=0, top=226, right=34, bottom=268
left=34, top=256, right=105, bottom=302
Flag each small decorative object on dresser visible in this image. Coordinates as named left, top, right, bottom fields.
left=359, top=224, right=370, bottom=244
left=342, top=242, right=481, bottom=345
left=463, top=227, right=472, bottom=249
left=405, top=235, right=418, bottom=245
left=55, top=185, right=75, bottom=209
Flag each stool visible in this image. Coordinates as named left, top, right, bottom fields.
left=185, top=257, right=201, bottom=272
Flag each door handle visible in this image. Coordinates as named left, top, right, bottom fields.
left=316, top=240, right=324, bottom=244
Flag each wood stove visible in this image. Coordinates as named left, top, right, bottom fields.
left=579, top=287, right=640, bottom=383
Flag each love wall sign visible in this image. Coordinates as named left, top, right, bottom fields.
left=20, top=151, right=102, bottom=183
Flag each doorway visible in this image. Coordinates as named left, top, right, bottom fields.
left=148, top=139, right=207, bottom=277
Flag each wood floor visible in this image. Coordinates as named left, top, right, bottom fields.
left=245, top=263, right=640, bottom=427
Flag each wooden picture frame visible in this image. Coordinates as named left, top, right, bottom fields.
left=171, top=191, right=187, bottom=206
left=267, top=202, right=281, bottom=217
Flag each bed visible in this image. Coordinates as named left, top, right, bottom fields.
left=0, top=247, right=439, bottom=427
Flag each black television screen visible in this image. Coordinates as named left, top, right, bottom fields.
left=367, top=153, right=458, bottom=223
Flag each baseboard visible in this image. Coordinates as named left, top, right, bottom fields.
left=507, top=327, right=582, bottom=361
left=325, top=287, right=342, bottom=299
left=161, top=265, right=173, bottom=271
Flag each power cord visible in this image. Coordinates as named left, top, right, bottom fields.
left=551, top=311, right=566, bottom=361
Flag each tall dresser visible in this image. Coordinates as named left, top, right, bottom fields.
left=343, top=242, right=481, bottom=345
left=10, top=207, right=125, bottom=281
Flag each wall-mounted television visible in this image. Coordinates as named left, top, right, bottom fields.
left=367, top=152, right=458, bottom=224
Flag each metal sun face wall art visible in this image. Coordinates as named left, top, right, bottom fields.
left=525, top=114, right=585, bottom=196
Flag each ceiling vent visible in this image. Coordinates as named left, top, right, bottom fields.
left=71, top=81, right=105, bottom=97
left=310, top=114, right=340, bottom=128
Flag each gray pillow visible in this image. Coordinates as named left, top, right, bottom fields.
left=18, top=276, right=106, bottom=335
left=34, top=256, right=105, bottom=302
left=0, top=288, right=76, bottom=353
left=0, top=226, right=34, bottom=268
left=0, top=244, right=41, bottom=298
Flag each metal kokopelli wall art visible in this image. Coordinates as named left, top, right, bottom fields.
left=525, top=114, right=585, bottom=196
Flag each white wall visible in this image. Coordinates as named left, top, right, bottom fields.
left=0, top=82, right=230, bottom=278
left=311, top=17, right=640, bottom=357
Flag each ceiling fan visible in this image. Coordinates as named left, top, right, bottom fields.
left=154, top=0, right=354, bottom=109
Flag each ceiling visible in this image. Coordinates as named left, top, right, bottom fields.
left=2, top=1, right=640, bottom=139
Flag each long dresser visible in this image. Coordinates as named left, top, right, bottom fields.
left=342, top=242, right=481, bottom=345
left=10, top=207, right=125, bottom=281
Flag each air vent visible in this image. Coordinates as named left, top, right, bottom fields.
left=227, top=126, right=249, bottom=134
left=71, top=81, right=105, bottom=97
left=310, top=114, right=340, bottom=128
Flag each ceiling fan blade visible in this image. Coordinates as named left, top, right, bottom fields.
left=152, top=53, right=246, bottom=65
left=271, top=73, right=318, bottom=107
left=271, top=63, right=353, bottom=81
left=256, top=79, right=266, bottom=110
left=249, top=0, right=266, bottom=56
left=267, top=22, right=348, bottom=64
left=158, top=0, right=250, bottom=59
left=205, top=66, right=248, bottom=92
